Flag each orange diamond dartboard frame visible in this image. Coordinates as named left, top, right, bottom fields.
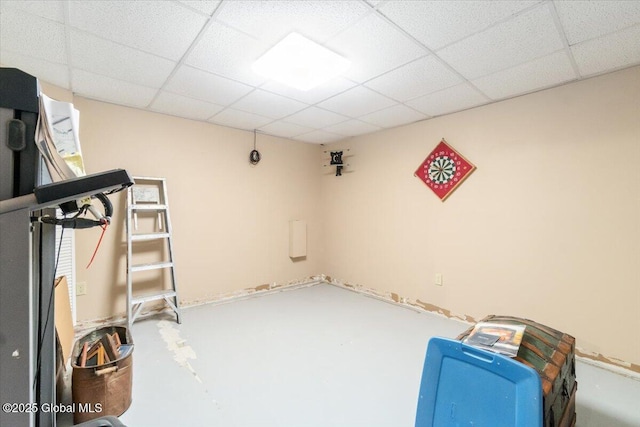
left=414, top=139, right=476, bottom=201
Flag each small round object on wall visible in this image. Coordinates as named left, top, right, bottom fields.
left=249, top=149, right=261, bottom=165
left=249, top=129, right=261, bottom=165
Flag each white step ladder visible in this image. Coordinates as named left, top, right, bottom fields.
left=126, top=176, right=181, bottom=328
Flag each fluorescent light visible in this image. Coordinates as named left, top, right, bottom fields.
left=252, top=32, right=350, bottom=91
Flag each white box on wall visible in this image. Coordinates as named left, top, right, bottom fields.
left=289, top=220, right=307, bottom=258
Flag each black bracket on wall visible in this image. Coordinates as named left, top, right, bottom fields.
left=323, top=148, right=352, bottom=176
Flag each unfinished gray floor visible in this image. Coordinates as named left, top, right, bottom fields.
left=68, top=284, right=640, bottom=426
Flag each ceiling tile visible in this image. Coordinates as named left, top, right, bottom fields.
left=0, top=8, right=66, bottom=64
left=295, top=129, right=344, bottom=144
left=209, top=108, right=274, bottom=130
left=185, top=20, right=268, bottom=86
left=325, top=13, right=427, bottom=83
left=71, top=69, right=158, bottom=108
left=260, top=77, right=357, bottom=104
left=259, top=120, right=314, bottom=138
left=164, top=65, right=254, bottom=106
left=378, top=0, right=539, bottom=50
left=284, top=107, right=349, bottom=128
left=68, top=1, right=206, bottom=60
left=571, top=24, right=640, bottom=77
left=317, top=85, right=397, bottom=118
left=405, top=83, right=487, bottom=117
left=472, top=50, right=576, bottom=100
left=214, top=0, right=370, bottom=43
left=437, top=3, right=564, bottom=79
left=0, top=0, right=64, bottom=23
left=0, top=50, right=70, bottom=89
left=232, top=89, right=307, bottom=119
left=364, top=55, right=462, bottom=102
left=554, top=0, right=640, bottom=45
left=323, top=119, right=381, bottom=137
left=178, top=0, right=222, bottom=17
left=2, top=0, right=638, bottom=145
left=359, top=104, right=428, bottom=128
left=70, top=30, right=176, bottom=88
left=150, top=91, right=224, bottom=121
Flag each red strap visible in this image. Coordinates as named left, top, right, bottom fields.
left=86, top=223, right=108, bottom=269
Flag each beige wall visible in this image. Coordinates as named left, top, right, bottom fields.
left=38, top=66, right=639, bottom=366
left=50, top=97, right=324, bottom=322
left=320, top=66, right=640, bottom=366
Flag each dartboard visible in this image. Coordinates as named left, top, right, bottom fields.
left=415, top=139, right=476, bottom=201
left=428, top=155, right=456, bottom=184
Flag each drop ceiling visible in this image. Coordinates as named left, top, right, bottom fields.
left=1, top=1, right=639, bottom=144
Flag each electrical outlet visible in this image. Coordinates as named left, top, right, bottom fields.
left=435, top=273, right=443, bottom=286
left=76, top=281, right=87, bottom=296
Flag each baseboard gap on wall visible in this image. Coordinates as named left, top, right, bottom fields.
left=576, top=351, right=640, bottom=380
left=75, top=274, right=640, bottom=378
left=322, top=276, right=640, bottom=378
left=75, top=276, right=325, bottom=334
left=180, top=276, right=324, bottom=310
left=322, top=276, right=474, bottom=325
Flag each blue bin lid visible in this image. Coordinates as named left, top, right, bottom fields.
left=415, top=337, right=542, bottom=427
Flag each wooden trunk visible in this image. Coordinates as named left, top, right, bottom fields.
left=457, top=315, right=577, bottom=427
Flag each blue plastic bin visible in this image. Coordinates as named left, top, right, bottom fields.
left=415, top=337, right=542, bottom=427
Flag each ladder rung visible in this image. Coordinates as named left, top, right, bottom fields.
left=131, top=261, right=173, bottom=272
left=132, top=289, right=176, bottom=304
left=130, top=204, right=168, bottom=211
left=131, top=232, right=171, bottom=241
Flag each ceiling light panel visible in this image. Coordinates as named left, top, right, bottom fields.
left=252, top=32, right=350, bottom=91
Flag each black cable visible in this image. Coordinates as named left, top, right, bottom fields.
left=94, top=192, right=113, bottom=218
left=31, top=192, right=112, bottom=229
left=33, top=219, right=65, bottom=392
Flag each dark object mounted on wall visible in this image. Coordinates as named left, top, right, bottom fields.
left=249, top=129, right=261, bottom=165
left=330, top=151, right=344, bottom=176
left=323, top=148, right=352, bottom=176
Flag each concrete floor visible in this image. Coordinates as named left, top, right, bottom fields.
left=62, top=283, right=640, bottom=426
